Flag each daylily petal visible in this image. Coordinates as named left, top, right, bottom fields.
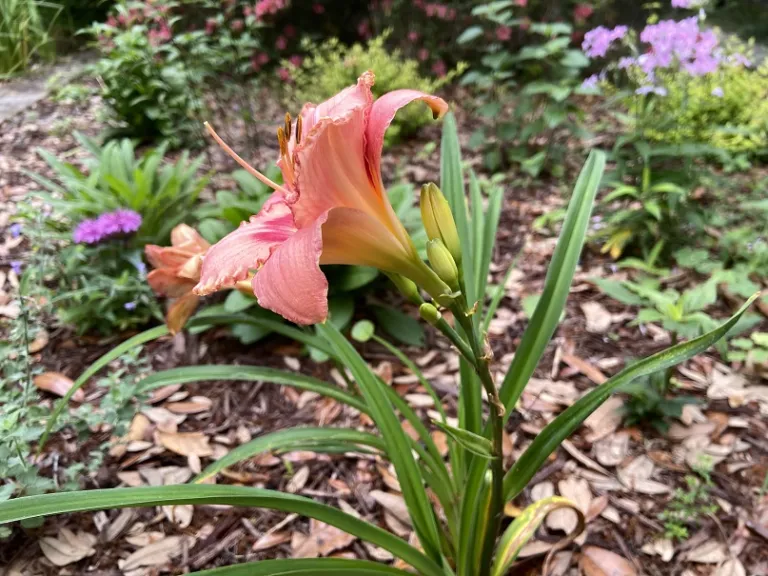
left=147, top=269, right=197, bottom=298
left=366, top=89, right=449, bottom=194
left=195, top=193, right=297, bottom=295
left=291, top=76, right=384, bottom=229
left=252, top=212, right=328, bottom=325
left=145, top=245, right=197, bottom=269
left=171, top=224, right=210, bottom=252
left=166, top=293, right=200, bottom=335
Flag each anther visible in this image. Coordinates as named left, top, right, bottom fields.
left=277, top=126, right=287, bottom=157
left=296, top=115, right=302, bottom=144
left=284, top=113, right=292, bottom=140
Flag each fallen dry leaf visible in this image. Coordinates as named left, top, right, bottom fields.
left=371, top=490, right=411, bottom=526
left=618, top=455, right=670, bottom=494
left=683, top=540, right=727, bottom=564
left=156, top=431, right=213, bottom=457
left=714, top=558, right=746, bottom=576
left=292, top=519, right=356, bottom=558
left=34, top=372, right=84, bottom=402
left=580, top=546, right=637, bottom=576
left=641, top=538, right=675, bottom=562
left=119, top=535, right=193, bottom=571
left=581, top=301, right=613, bottom=334
left=594, top=431, right=630, bottom=467
left=584, top=397, right=624, bottom=442
left=252, top=531, right=291, bottom=552
left=165, top=396, right=213, bottom=414
left=27, top=329, right=49, bottom=353
left=286, top=466, right=310, bottom=493
left=38, top=528, right=97, bottom=567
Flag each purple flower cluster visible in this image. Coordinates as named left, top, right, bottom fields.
left=582, top=25, right=628, bottom=58
left=671, top=0, right=691, bottom=8
left=637, top=17, right=721, bottom=77
left=73, top=209, right=142, bottom=245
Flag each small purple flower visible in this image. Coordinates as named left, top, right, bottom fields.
left=73, top=218, right=104, bottom=244
left=581, top=74, right=600, bottom=89
left=73, top=209, right=142, bottom=245
left=582, top=25, right=628, bottom=58
left=9, top=223, right=22, bottom=238
left=711, top=86, right=724, bottom=97
left=671, top=0, right=691, bottom=7
left=618, top=56, right=635, bottom=69
left=635, top=85, right=667, bottom=96
left=136, top=261, right=147, bottom=275
left=124, top=301, right=137, bottom=310
left=10, top=261, right=22, bottom=275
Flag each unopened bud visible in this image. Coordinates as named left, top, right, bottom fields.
left=421, top=182, right=462, bottom=267
left=419, top=303, right=442, bottom=326
left=387, top=273, right=423, bottom=305
left=427, top=239, right=459, bottom=291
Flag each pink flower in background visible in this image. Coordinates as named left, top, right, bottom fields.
left=148, top=20, right=172, bottom=45
left=275, top=35, right=287, bottom=50
left=496, top=25, right=512, bottom=41
left=446, top=8, right=456, bottom=20
left=277, top=67, right=291, bottom=81
left=106, top=15, right=117, bottom=27
left=515, top=0, right=527, bottom=6
left=195, top=72, right=449, bottom=324
left=256, top=52, right=270, bottom=65
left=573, top=3, right=594, bottom=21
left=431, top=60, right=447, bottom=77
left=289, top=55, right=303, bottom=67
left=205, top=18, right=217, bottom=35
left=244, top=5, right=253, bottom=16
left=520, top=18, right=531, bottom=31
left=435, top=4, right=447, bottom=18
left=231, top=19, right=244, bottom=32
left=408, top=31, right=419, bottom=41
left=418, top=48, right=430, bottom=61
left=358, top=20, right=371, bottom=38
left=312, top=3, right=325, bottom=13
left=284, top=24, right=296, bottom=38
left=255, top=0, right=286, bottom=18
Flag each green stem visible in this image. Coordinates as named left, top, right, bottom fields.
left=449, top=303, right=505, bottom=576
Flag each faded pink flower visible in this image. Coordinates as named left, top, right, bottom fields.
left=573, top=3, right=594, bottom=21
left=408, top=31, right=420, bottom=41
left=275, top=35, right=287, bottom=50
left=515, top=0, right=527, bottom=5
left=205, top=18, right=217, bottom=35
left=231, top=19, right=244, bottom=32
left=418, top=48, right=430, bottom=61
left=358, top=20, right=371, bottom=38
left=431, top=59, right=447, bottom=77
left=255, top=52, right=270, bottom=65
left=195, top=72, right=449, bottom=324
left=496, top=25, right=512, bottom=41
left=289, top=55, right=303, bottom=67
left=277, top=67, right=291, bottom=81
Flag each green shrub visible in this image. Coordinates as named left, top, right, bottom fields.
left=644, top=44, right=768, bottom=154
left=285, top=33, right=463, bottom=142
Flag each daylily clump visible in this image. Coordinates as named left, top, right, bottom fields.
left=194, top=71, right=451, bottom=325
left=145, top=224, right=210, bottom=333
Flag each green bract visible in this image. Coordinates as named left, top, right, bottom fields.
left=2, top=115, right=756, bottom=576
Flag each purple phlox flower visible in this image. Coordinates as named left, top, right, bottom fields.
left=635, top=85, right=667, bottom=96
left=136, top=261, right=147, bottom=275
left=10, top=260, right=22, bottom=275
left=618, top=56, right=636, bottom=69
left=582, top=25, right=628, bottom=58
left=671, top=0, right=691, bottom=8
left=638, top=17, right=722, bottom=76
left=711, top=86, right=724, bottom=97
left=728, top=53, right=752, bottom=68
left=581, top=74, right=600, bottom=89
left=124, top=301, right=137, bottom=310
left=73, top=218, right=104, bottom=244
left=9, top=223, right=22, bottom=238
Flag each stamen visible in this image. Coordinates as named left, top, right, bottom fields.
left=284, top=113, right=292, bottom=141
left=296, top=115, right=302, bottom=144
left=277, top=126, right=288, bottom=158
left=204, top=122, right=289, bottom=195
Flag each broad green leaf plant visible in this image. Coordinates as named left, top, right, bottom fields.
left=1, top=111, right=757, bottom=575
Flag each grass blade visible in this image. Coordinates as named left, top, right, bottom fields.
left=498, top=151, right=606, bottom=422
left=0, top=486, right=443, bottom=576
left=194, top=558, right=416, bottom=575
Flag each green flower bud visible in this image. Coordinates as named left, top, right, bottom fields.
left=386, top=273, right=423, bottom=305
left=419, top=302, right=442, bottom=326
left=420, top=182, right=462, bottom=267
left=427, top=239, right=460, bottom=291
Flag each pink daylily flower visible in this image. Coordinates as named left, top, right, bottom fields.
left=194, top=71, right=450, bottom=325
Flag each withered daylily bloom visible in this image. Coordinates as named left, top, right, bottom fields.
left=146, top=224, right=210, bottom=334
left=194, top=71, right=450, bottom=324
